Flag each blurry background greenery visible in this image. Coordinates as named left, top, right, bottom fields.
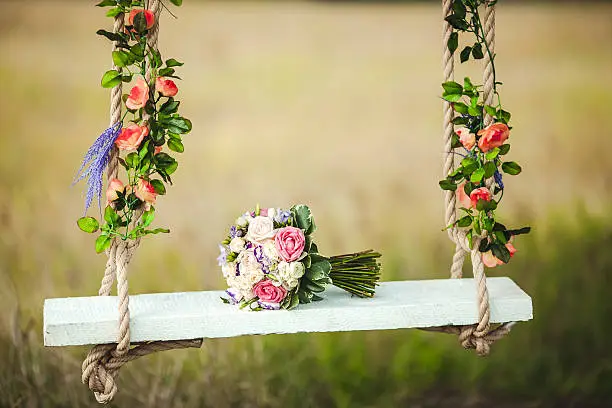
left=1, top=1, right=611, bottom=407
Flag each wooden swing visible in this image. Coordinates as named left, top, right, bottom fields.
left=43, top=0, right=532, bottom=403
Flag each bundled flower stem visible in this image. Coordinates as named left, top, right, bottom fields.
left=329, top=250, right=381, bottom=298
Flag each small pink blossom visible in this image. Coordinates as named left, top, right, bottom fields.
left=155, top=77, right=178, bottom=97
left=126, top=78, right=149, bottom=111
left=456, top=127, right=476, bottom=150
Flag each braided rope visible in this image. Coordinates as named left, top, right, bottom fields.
left=82, top=1, right=201, bottom=403
left=433, top=0, right=511, bottom=355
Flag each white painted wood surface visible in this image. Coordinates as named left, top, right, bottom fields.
left=44, top=278, right=532, bottom=347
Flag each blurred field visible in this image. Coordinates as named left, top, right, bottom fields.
left=1, top=1, right=611, bottom=407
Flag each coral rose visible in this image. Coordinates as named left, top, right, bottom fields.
left=275, top=226, right=305, bottom=262
left=134, top=178, right=157, bottom=204
left=155, top=77, right=178, bottom=97
left=115, top=123, right=149, bottom=151
left=456, top=182, right=472, bottom=209
left=456, top=127, right=476, bottom=150
left=253, top=279, right=287, bottom=303
left=477, top=123, right=510, bottom=153
left=106, top=178, right=124, bottom=204
left=126, top=78, right=149, bottom=111
left=469, top=187, right=492, bottom=208
left=128, top=9, right=155, bottom=30
left=482, top=243, right=517, bottom=268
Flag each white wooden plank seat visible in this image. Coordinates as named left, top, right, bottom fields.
left=44, top=277, right=532, bottom=347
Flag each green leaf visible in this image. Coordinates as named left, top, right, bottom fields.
left=457, top=215, right=472, bottom=228
left=470, top=167, right=485, bottom=183
left=96, top=0, right=117, bottom=6
left=112, top=50, right=132, bottom=68
left=497, top=109, right=512, bottom=123
left=463, top=77, right=474, bottom=91
left=158, top=67, right=175, bottom=77
left=165, top=161, right=178, bottom=175
left=77, top=217, right=99, bottom=233
left=96, top=29, right=123, bottom=42
left=154, top=152, right=176, bottom=169
left=306, top=260, right=332, bottom=281
left=485, top=147, right=500, bottom=160
left=460, top=46, right=472, bottom=63
left=104, top=206, right=120, bottom=225
left=442, top=81, right=463, bottom=95
left=443, top=94, right=462, bottom=103
left=95, top=234, right=112, bottom=254
left=491, top=243, right=511, bottom=264
left=439, top=179, right=457, bottom=191
left=445, top=15, right=469, bottom=31
left=452, top=116, right=468, bottom=126
left=101, top=70, right=122, bottom=88
left=160, top=99, right=180, bottom=114
left=452, top=0, right=466, bottom=18
left=472, top=43, right=484, bottom=59
left=150, top=179, right=166, bottom=195
left=447, top=31, right=458, bottom=54
left=165, top=58, right=184, bottom=67
left=106, top=7, right=123, bottom=18
left=498, top=144, right=511, bottom=155
left=132, top=11, right=148, bottom=33
left=125, top=152, right=140, bottom=168
left=130, top=43, right=145, bottom=57
left=303, top=279, right=326, bottom=293
left=484, top=105, right=497, bottom=117
left=167, top=138, right=184, bottom=153
left=292, top=204, right=313, bottom=233
left=453, top=102, right=469, bottom=114
left=483, top=161, right=497, bottom=178
left=170, top=0, right=183, bottom=5
left=508, top=226, right=531, bottom=236
left=502, top=161, right=522, bottom=175
left=141, top=207, right=155, bottom=227
left=467, top=105, right=480, bottom=116
left=494, top=230, right=508, bottom=244
left=163, top=117, right=192, bottom=134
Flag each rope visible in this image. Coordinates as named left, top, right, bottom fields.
left=433, top=0, right=511, bottom=355
left=82, top=1, right=202, bottom=403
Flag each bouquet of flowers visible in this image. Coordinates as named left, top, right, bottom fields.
left=218, top=205, right=382, bottom=311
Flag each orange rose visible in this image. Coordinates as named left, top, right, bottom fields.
left=477, top=123, right=510, bottom=153
left=456, top=127, right=475, bottom=150
left=482, top=242, right=516, bottom=268
left=126, top=78, right=149, bottom=111
left=128, top=9, right=155, bottom=30
left=469, top=187, right=492, bottom=208
left=115, top=124, right=149, bottom=151
left=134, top=178, right=157, bottom=205
left=155, top=77, right=178, bottom=97
left=106, top=178, right=124, bottom=204
left=456, top=182, right=472, bottom=209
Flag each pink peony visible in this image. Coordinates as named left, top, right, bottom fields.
left=155, top=77, right=178, bottom=97
left=469, top=187, right=492, bottom=209
left=275, top=226, right=305, bottom=262
left=456, top=127, right=476, bottom=150
left=477, top=123, right=510, bottom=153
left=253, top=279, right=287, bottom=303
left=134, top=178, right=157, bottom=204
left=482, top=242, right=517, bottom=268
left=126, top=78, right=149, bottom=111
left=106, top=178, right=124, bottom=204
left=115, top=123, right=149, bottom=151
left=128, top=9, right=155, bottom=30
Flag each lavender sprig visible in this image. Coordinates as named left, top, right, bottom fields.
left=73, top=122, right=122, bottom=214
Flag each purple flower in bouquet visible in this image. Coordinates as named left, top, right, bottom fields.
left=494, top=170, right=504, bottom=190
left=73, top=122, right=122, bottom=214
left=229, top=225, right=243, bottom=239
left=274, top=210, right=292, bottom=224
left=217, top=245, right=228, bottom=266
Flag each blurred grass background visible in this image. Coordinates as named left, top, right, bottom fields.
left=1, top=1, right=611, bottom=407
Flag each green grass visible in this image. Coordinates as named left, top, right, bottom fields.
left=0, top=1, right=611, bottom=406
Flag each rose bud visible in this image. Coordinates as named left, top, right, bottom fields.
left=456, top=182, right=472, bottom=209
left=456, top=127, right=476, bottom=150
left=115, top=123, right=149, bottom=151
left=477, top=123, right=510, bottom=153
left=155, top=77, right=178, bottom=97
left=134, top=178, right=157, bottom=205
left=482, top=242, right=517, bottom=268
left=126, top=77, right=149, bottom=111
left=469, top=187, right=492, bottom=209
left=106, top=178, right=125, bottom=204
left=128, top=9, right=155, bottom=30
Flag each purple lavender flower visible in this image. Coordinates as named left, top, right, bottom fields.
left=225, top=288, right=243, bottom=305
left=229, top=225, right=244, bottom=238
left=274, top=209, right=292, bottom=224
left=217, top=245, right=228, bottom=266
left=254, top=245, right=271, bottom=274
left=73, top=122, right=122, bottom=214
left=494, top=170, right=504, bottom=190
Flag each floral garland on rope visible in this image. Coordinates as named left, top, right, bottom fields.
left=75, top=0, right=189, bottom=251
left=438, top=0, right=530, bottom=267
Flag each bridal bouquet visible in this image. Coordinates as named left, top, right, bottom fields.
left=218, top=205, right=382, bottom=310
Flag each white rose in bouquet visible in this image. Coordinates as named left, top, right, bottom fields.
left=246, top=216, right=275, bottom=243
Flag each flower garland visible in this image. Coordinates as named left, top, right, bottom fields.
left=439, top=0, right=530, bottom=267
left=219, top=205, right=382, bottom=311
left=75, top=0, right=189, bottom=252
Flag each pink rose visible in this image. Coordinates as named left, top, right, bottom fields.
left=106, top=178, right=124, bottom=204
left=253, top=279, right=287, bottom=303
left=128, top=9, right=155, bottom=30
left=155, top=77, right=178, bottom=97
left=456, top=127, right=476, bottom=150
left=477, top=123, right=510, bottom=153
left=115, top=123, right=149, bottom=151
left=469, top=187, right=492, bottom=209
left=482, top=243, right=516, bottom=268
left=456, top=182, right=472, bottom=209
left=126, top=78, right=149, bottom=111
left=134, top=178, right=157, bottom=204
left=275, top=226, right=305, bottom=262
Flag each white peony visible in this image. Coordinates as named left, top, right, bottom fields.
left=229, top=237, right=246, bottom=253
left=246, top=216, right=275, bottom=243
